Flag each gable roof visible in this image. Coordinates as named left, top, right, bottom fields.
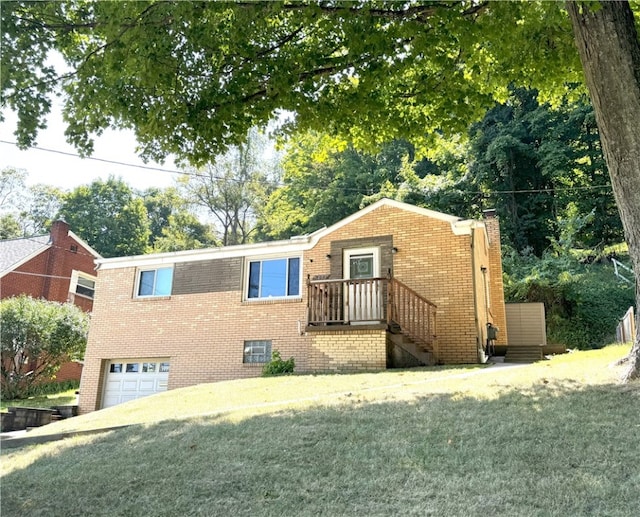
left=66, top=230, right=102, bottom=261
left=97, top=198, right=484, bottom=270
left=310, top=198, right=473, bottom=239
left=0, top=235, right=51, bottom=277
left=0, top=223, right=102, bottom=278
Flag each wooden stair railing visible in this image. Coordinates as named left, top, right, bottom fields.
left=307, top=276, right=438, bottom=357
left=387, top=278, right=437, bottom=355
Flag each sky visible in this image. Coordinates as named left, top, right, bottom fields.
left=1, top=98, right=179, bottom=191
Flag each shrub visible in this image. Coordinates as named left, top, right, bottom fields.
left=262, top=351, right=295, bottom=376
left=503, top=249, right=634, bottom=349
left=25, top=379, right=80, bottom=398
left=0, top=295, right=89, bottom=399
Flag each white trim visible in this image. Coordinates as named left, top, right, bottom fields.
left=315, top=198, right=463, bottom=239
left=134, top=266, right=174, bottom=298
left=68, top=230, right=102, bottom=261
left=69, top=269, right=97, bottom=299
left=0, top=243, right=50, bottom=279
left=95, top=198, right=480, bottom=270
left=343, top=247, right=381, bottom=279
left=343, top=247, right=383, bottom=323
left=243, top=255, right=302, bottom=301
left=98, top=239, right=310, bottom=270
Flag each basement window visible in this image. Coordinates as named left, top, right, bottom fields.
left=243, top=340, right=272, bottom=364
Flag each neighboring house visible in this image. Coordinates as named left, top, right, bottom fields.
left=0, top=220, right=102, bottom=382
left=79, top=199, right=508, bottom=413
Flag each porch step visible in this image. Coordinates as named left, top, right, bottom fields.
left=387, top=332, right=434, bottom=367
left=504, top=345, right=544, bottom=363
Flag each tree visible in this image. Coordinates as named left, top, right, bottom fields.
left=0, top=295, right=89, bottom=399
left=0, top=166, right=27, bottom=211
left=141, top=186, right=218, bottom=252
left=180, top=128, right=279, bottom=245
left=0, top=167, right=64, bottom=236
left=2, top=1, right=640, bottom=377
left=21, top=183, right=64, bottom=236
left=59, top=177, right=150, bottom=257
left=257, top=133, right=420, bottom=239
left=565, top=2, right=640, bottom=380
left=466, top=87, right=622, bottom=255
left=0, top=213, right=22, bottom=239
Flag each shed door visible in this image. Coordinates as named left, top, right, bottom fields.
left=343, top=247, right=382, bottom=323
left=102, top=359, right=170, bottom=408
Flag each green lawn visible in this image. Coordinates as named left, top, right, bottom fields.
left=2, top=344, right=639, bottom=516
left=1, top=389, right=78, bottom=413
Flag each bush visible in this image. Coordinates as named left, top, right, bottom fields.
left=25, top=379, right=80, bottom=398
left=0, top=295, right=89, bottom=399
left=503, top=249, right=635, bottom=349
left=262, top=351, right=295, bottom=376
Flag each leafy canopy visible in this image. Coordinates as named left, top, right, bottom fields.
left=58, top=176, right=150, bottom=257
left=2, top=1, right=583, bottom=163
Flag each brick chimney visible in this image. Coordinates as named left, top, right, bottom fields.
left=49, top=220, right=70, bottom=244
left=482, top=208, right=508, bottom=346
left=482, top=209, right=499, bottom=245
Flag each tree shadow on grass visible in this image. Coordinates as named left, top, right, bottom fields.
left=2, top=381, right=639, bottom=517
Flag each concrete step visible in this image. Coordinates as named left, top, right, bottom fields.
left=504, top=345, right=544, bottom=363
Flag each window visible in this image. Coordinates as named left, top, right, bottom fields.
left=137, top=267, right=173, bottom=297
left=76, top=276, right=96, bottom=298
left=247, top=257, right=300, bottom=299
left=69, top=270, right=97, bottom=300
left=110, top=363, right=123, bottom=373
left=243, top=340, right=272, bottom=364
left=142, top=363, right=157, bottom=373
left=126, top=363, right=139, bottom=373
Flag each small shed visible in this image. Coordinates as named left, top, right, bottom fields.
left=505, top=303, right=547, bottom=346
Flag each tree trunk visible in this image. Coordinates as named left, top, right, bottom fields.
left=567, top=1, right=640, bottom=380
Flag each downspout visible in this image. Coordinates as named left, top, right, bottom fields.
left=470, top=226, right=485, bottom=363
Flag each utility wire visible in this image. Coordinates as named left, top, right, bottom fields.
left=0, top=139, right=614, bottom=196
left=1, top=139, right=192, bottom=176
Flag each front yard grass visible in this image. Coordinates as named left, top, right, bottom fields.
left=1, top=388, right=78, bottom=413
left=2, top=344, right=639, bottom=516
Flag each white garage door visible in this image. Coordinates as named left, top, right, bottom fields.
left=102, top=358, right=170, bottom=408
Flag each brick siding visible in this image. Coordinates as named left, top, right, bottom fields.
left=79, top=202, right=508, bottom=413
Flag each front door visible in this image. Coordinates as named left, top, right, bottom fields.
left=343, top=247, right=382, bottom=323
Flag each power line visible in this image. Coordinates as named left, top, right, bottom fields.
left=0, top=139, right=615, bottom=196
left=0, top=138, right=189, bottom=176
left=0, top=139, right=277, bottom=184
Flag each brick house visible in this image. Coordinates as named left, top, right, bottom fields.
left=79, top=199, right=508, bottom=413
left=0, top=220, right=101, bottom=382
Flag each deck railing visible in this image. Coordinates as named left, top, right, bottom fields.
left=307, top=276, right=437, bottom=352
left=307, top=277, right=387, bottom=324
left=387, top=278, right=437, bottom=352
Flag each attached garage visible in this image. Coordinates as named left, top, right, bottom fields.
left=102, top=358, right=170, bottom=408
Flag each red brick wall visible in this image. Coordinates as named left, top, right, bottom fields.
left=53, top=361, right=83, bottom=383
left=1, top=222, right=98, bottom=385
left=0, top=221, right=97, bottom=311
